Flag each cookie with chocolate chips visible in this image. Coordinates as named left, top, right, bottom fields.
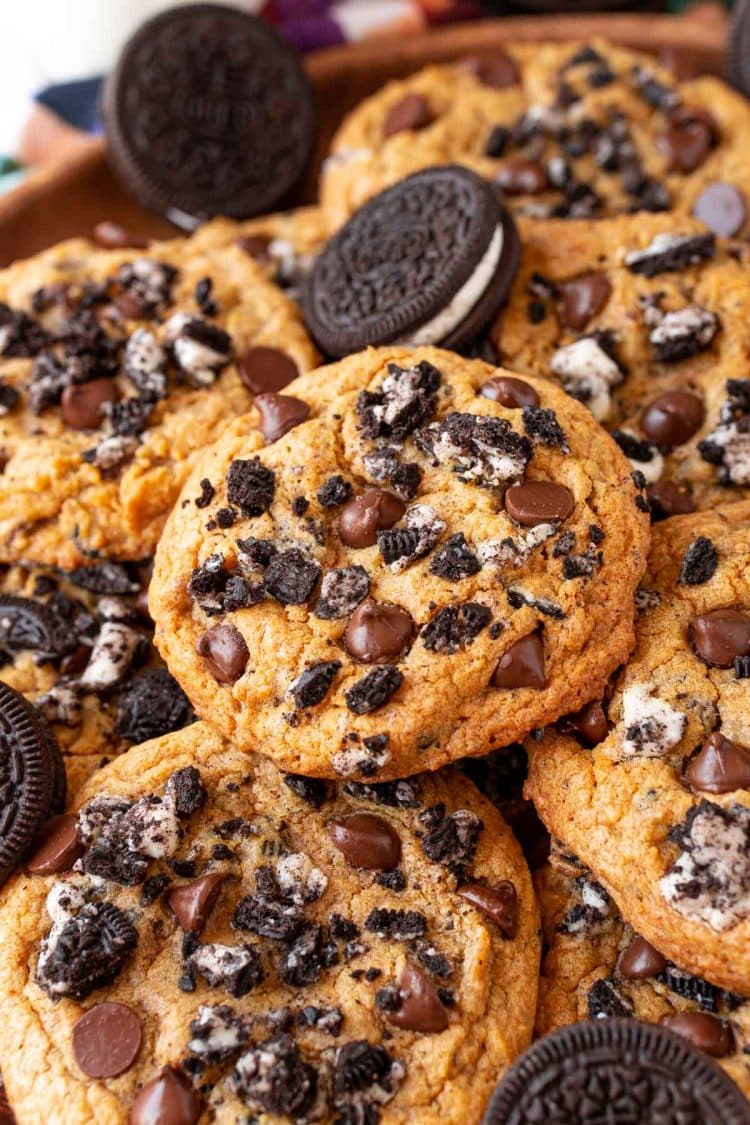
left=0, top=229, right=318, bottom=569
left=0, top=722, right=540, bottom=1124
left=526, top=501, right=750, bottom=992
left=320, top=39, right=750, bottom=234
left=150, top=345, right=648, bottom=779
left=533, top=858, right=750, bottom=1096
left=0, top=563, right=193, bottom=796
left=493, top=211, right=750, bottom=512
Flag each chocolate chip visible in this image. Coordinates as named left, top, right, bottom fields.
left=492, top=632, right=546, bottom=689
left=264, top=548, right=321, bottom=606
left=686, top=732, right=750, bottom=794
left=692, top=182, right=747, bottom=237
left=338, top=489, right=406, bottom=549
left=289, top=661, right=342, bottom=709
left=421, top=603, right=492, bottom=655
left=329, top=813, right=401, bottom=871
left=167, top=874, right=225, bottom=933
left=505, top=481, right=574, bottom=527
left=317, top=475, right=353, bottom=509
left=647, top=480, right=695, bottom=521
left=344, top=601, right=413, bottom=664
left=640, top=390, right=704, bottom=448
left=386, top=962, right=448, bottom=1033
left=238, top=347, right=298, bottom=395
left=619, top=934, right=667, bottom=979
left=131, top=1066, right=202, bottom=1125
left=657, top=106, right=718, bottom=173
left=72, top=1002, right=142, bottom=1078
left=480, top=376, right=539, bottom=409
left=661, top=1012, right=734, bottom=1058
left=195, top=623, right=249, bottom=683
left=458, top=881, right=518, bottom=938
left=464, top=51, right=519, bottom=87
left=255, top=393, right=310, bottom=443
left=60, top=377, right=118, bottom=430
left=428, top=533, right=481, bottom=581
left=26, top=814, right=83, bottom=875
left=497, top=160, right=549, bottom=195
left=344, top=667, right=403, bottom=715
left=226, top=458, right=275, bottom=517
left=558, top=272, right=611, bottom=330
left=692, top=607, right=750, bottom=668
left=383, top=93, right=432, bottom=137
left=562, top=700, right=609, bottom=746
left=678, top=536, right=718, bottom=585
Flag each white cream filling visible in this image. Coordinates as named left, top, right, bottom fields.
left=397, top=223, right=504, bottom=346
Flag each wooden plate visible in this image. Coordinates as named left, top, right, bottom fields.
left=0, top=10, right=729, bottom=267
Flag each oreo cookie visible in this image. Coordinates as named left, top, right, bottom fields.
left=304, top=166, right=520, bottom=356
left=102, top=4, right=315, bottom=225
left=0, top=683, right=66, bottom=886
left=728, top=0, right=750, bottom=98
left=481, top=1019, right=749, bottom=1124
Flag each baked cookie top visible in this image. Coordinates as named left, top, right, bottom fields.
left=0, top=562, right=193, bottom=796
left=149, top=345, right=649, bottom=779
left=493, top=211, right=750, bottom=513
left=0, top=233, right=318, bottom=569
left=0, top=722, right=540, bottom=1125
left=526, top=501, right=750, bottom=993
left=320, top=39, right=750, bottom=233
left=534, top=856, right=750, bottom=1098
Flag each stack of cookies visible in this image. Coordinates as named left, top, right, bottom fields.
left=0, top=14, right=749, bottom=1125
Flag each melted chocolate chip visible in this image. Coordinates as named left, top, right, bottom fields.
left=647, top=480, right=695, bottom=521
left=619, top=934, right=667, bottom=979
left=195, top=624, right=249, bottom=683
left=640, top=390, right=704, bottom=448
left=26, top=815, right=83, bottom=875
left=492, top=633, right=546, bottom=690
left=686, top=732, right=750, bottom=793
left=458, top=881, right=518, bottom=938
left=131, top=1067, right=202, bottom=1125
left=329, top=813, right=401, bottom=871
left=481, top=376, right=539, bottom=409
left=338, top=489, right=406, bottom=549
left=72, top=1002, right=142, bottom=1078
left=657, top=106, right=718, bottom=174
left=661, top=1012, right=734, bottom=1058
left=691, top=608, right=750, bottom=667
left=558, top=272, right=611, bottom=330
left=344, top=601, right=413, bottom=664
left=562, top=700, right=609, bottom=746
left=167, top=874, right=225, bottom=933
left=255, top=393, right=310, bottom=443
left=383, top=93, right=432, bottom=137
left=505, top=481, right=575, bottom=526
left=463, top=51, right=519, bottom=88
left=386, top=962, right=448, bottom=1032
left=238, top=347, right=298, bottom=395
left=497, top=160, right=549, bottom=195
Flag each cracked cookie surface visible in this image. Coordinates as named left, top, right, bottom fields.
left=0, top=232, right=318, bottom=569
left=0, top=722, right=539, bottom=1125
left=149, top=346, right=649, bottom=779
left=526, top=501, right=750, bottom=992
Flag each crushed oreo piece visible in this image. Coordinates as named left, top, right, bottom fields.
left=421, top=603, right=492, bottom=655
left=232, top=1033, right=317, bottom=1118
left=624, top=231, right=714, bottom=277
left=588, top=977, right=634, bottom=1020
left=377, top=504, right=445, bottom=571
left=296, top=1005, right=343, bottom=1035
left=189, top=942, right=264, bottom=998
left=364, top=908, right=427, bottom=941
left=264, top=548, right=321, bottom=606
left=418, top=804, right=482, bottom=877
left=232, top=895, right=304, bottom=942
left=69, top=563, right=138, bottom=595
left=278, top=923, right=328, bottom=987
left=166, top=766, right=207, bottom=818
left=678, top=536, right=718, bottom=585
left=36, top=902, right=137, bottom=1000
left=165, top=314, right=232, bottom=387
left=649, top=305, right=718, bottom=364
left=289, top=661, right=342, bottom=710
left=507, top=585, right=565, bottom=619
left=315, top=566, right=370, bottom=620
left=332, top=1041, right=404, bottom=1122
left=122, top=328, right=168, bottom=401
left=661, top=800, right=750, bottom=931
left=415, top=412, right=532, bottom=487
left=428, top=534, right=481, bottom=581
left=344, top=667, right=403, bottom=715
left=557, top=877, right=614, bottom=936
left=79, top=622, right=143, bottom=691
left=227, top=458, right=275, bottom=517
left=343, top=778, right=421, bottom=808
left=317, top=475, right=353, bottom=509
left=363, top=446, right=422, bottom=500
left=357, top=361, right=441, bottom=444
left=116, top=258, right=176, bottom=315
left=698, top=379, right=750, bottom=487
left=523, top=405, right=568, bottom=449
left=655, top=964, right=719, bottom=1012
left=115, top=668, right=192, bottom=743
left=188, top=1004, right=249, bottom=1064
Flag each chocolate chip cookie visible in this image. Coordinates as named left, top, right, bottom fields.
left=0, top=721, right=540, bottom=1124
left=0, top=233, right=318, bottom=569
left=535, top=855, right=750, bottom=1096
left=493, top=211, right=750, bottom=513
left=0, top=563, right=193, bottom=795
left=149, top=345, right=649, bottom=779
left=320, top=39, right=750, bottom=233
left=526, top=501, right=750, bottom=993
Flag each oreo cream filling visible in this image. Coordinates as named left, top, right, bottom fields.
left=396, top=224, right=504, bottom=346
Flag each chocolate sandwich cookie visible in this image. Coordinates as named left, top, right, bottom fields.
left=0, top=682, right=65, bottom=886
left=534, top=859, right=750, bottom=1097
left=102, top=4, right=315, bottom=224
left=304, top=167, right=520, bottom=356
left=0, top=723, right=540, bottom=1124
left=526, top=501, right=750, bottom=993
left=0, top=564, right=194, bottom=796
left=0, top=228, right=318, bottom=569
left=493, top=211, right=750, bottom=512
left=482, top=1018, right=749, bottom=1124
left=149, top=345, right=649, bottom=780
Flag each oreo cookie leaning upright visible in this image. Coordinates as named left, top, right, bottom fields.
left=0, top=682, right=65, bottom=886
left=102, top=4, right=315, bottom=223
left=304, top=165, right=521, bottom=356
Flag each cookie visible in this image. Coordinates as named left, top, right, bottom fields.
left=0, top=722, right=540, bottom=1124
left=493, top=211, right=750, bottom=512
left=0, top=232, right=318, bottom=569
left=525, top=501, right=750, bottom=992
left=534, top=858, right=750, bottom=1096
left=304, top=167, right=520, bottom=355
left=0, top=563, right=193, bottom=795
left=482, top=1016, right=750, bottom=1124
left=149, top=345, right=649, bottom=780
left=102, top=4, right=315, bottom=224
left=0, top=681, right=65, bottom=887
left=320, top=39, right=750, bottom=234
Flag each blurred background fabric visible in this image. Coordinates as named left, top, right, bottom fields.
left=0, top=0, right=730, bottom=192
